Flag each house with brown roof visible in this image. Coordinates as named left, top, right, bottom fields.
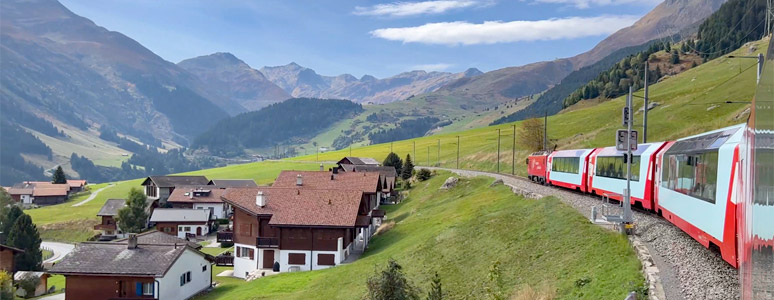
left=336, top=156, right=380, bottom=166
left=150, top=209, right=214, bottom=239
left=113, top=230, right=203, bottom=250
left=0, top=244, right=23, bottom=275
left=140, top=176, right=209, bottom=205
left=339, top=165, right=398, bottom=202
left=94, top=199, right=127, bottom=240
left=66, top=179, right=88, bottom=193
left=167, top=186, right=229, bottom=219
left=221, top=187, right=372, bottom=278
left=49, top=235, right=214, bottom=300
left=7, top=182, right=70, bottom=206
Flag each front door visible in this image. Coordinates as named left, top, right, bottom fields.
left=263, top=250, right=274, bottom=269
left=196, top=227, right=202, bottom=235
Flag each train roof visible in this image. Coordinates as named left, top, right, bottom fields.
left=667, top=124, right=745, bottom=153
left=594, top=142, right=666, bottom=157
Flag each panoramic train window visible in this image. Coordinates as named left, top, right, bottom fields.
left=661, top=151, right=719, bottom=203
left=596, top=156, right=640, bottom=181
left=551, top=157, right=579, bottom=174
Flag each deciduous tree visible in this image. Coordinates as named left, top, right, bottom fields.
left=518, top=118, right=548, bottom=152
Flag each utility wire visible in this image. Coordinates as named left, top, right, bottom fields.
left=685, top=62, right=759, bottom=105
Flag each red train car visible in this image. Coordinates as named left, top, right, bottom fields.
left=527, top=151, right=550, bottom=184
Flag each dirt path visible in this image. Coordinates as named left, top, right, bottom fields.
left=71, top=184, right=113, bottom=207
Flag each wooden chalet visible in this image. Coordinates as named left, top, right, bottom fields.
left=94, top=199, right=127, bottom=240
left=221, top=187, right=373, bottom=278
left=0, top=244, right=23, bottom=274
left=150, top=209, right=213, bottom=239
left=167, top=186, right=229, bottom=219
left=140, top=176, right=209, bottom=204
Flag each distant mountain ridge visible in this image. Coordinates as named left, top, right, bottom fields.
left=178, top=53, right=291, bottom=111
left=258, top=63, right=482, bottom=104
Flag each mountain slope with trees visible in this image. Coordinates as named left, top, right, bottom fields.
left=695, top=0, right=771, bottom=60
left=192, top=98, right=364, bottom=156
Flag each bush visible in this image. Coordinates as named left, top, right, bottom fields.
left=220, top=241, right=234, bottom=248
left=216, top=219, right=230, bottom=225
left=417, top=169, right=432, bottom=181
left=17, top=275, right=39, bottom=298
left=366, top=259, right=419, bottom=300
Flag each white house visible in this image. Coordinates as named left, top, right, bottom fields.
left=150, top=208, right=213, bottom=239
left=48, top=235, right=214, bottom=300
left=168, top=186, right=230, bottom=219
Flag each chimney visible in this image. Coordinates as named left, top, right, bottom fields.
left=256, top=191, right=266, bottom=207
left=332, top=168, right=339, bottom=174
left=189, top=189, right=194, bottom=199
left=296, top=174, right=303, bottom=186
left=320, top=164, right=324, bottom=171
left=127, top=234, right=138, bottom=249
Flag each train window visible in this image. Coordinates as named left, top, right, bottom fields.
left=551, top=157, right=580, bottom=174
left=661, top=151, right=719, bottom=203
left=596, top=156, right=640, bottom=181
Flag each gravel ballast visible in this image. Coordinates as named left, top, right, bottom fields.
left=424, top=167, right=740, bottom=300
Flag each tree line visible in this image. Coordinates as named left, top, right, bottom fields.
left=368, top=117, right=440, bottom=145
left=0, top=121, right=51, bottom=186
left=696, top=0, right=770, bottom=60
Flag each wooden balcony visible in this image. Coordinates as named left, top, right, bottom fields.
left=216, top=230, right=233, bottom=242
left=256, top=237, right=279, bottom=248
left=215, top=252, right=234, bottom=266
left=94, top=223, right=117, bottom=231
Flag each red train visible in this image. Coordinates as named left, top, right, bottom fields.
left=527, top=124, right=746, bottom=267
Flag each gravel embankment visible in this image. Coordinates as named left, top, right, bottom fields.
left=423, top=167, right=739, bottom=300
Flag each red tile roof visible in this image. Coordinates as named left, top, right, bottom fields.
left=66, top=180, right=87, bottom=188
left=32, top=187, right=68, bottom=197
left=222, top=187, right=363, bottom=227
left=273, top=171, right=380, bottom=194
left=167, top=185, right=225, bottom=203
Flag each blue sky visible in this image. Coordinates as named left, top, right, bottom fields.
left=59, top=0, right=661, bottom=78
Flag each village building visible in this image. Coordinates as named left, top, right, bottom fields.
left=66, top=180, right=87, bottom=193
left=150, top=209, right=213, bottom=239
left=7, top=182, right=70, bottom=206
left=49, top=235, right=214, bottom=300
left=0, top=244, right=23, bottom=274
left=336, top=156, right=380, bottom=166
left=207, top=179, right=257, bottom=188
left=221, top=187, right=372, bottom=278
left=140, top=176, right=209, bottom=205
left=338, top=165, right=398, bottom=203
left=14, top=271, right=49, bottom=298
left=94, top=199, right=127, bottom=240
left=167, top=186, right=229, bottom=219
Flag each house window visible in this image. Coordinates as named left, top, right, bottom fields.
left=184, top=227, right=191, bottom=232
left=180, top=271, right=192, bottom=286
left=163, top=227, right=171, bottom=233
left=202, top=265, right=207, bottom=272
left=237, top=246, right=255, bottom=260
left=318, top=254, right=335, bottom=266
left=288, top=253, right=306, bottom=265
left=186, top=271, right=191, bottom=283
left=142, top=282, right=154, bottom=296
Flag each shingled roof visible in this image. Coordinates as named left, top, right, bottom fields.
left=273, top=171, right=380, bottom=194
left=150, top=209, right=211, bottom=223
left=141, top=176, right=209, bottom=188
left=207, top=179, right=257, bottom=188
left=337, top=157, right=380, bottom=166
left=113, top=231, right=201, bottom=249
left=222, top=187, right=364, bottom=227
left=49, top=242, right=205, bottom=277
left=167, top=186, right=225, bottom=203
left=97, top=199, right=126, bottom=216
left=340, top=165, right=398, bottom=178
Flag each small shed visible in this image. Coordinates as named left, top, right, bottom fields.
left=14, top=271, right=49, bottom=298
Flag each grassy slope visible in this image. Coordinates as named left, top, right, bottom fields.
left=197, top=173, right=642, bottom=299
left=26, top=161, right=333, bottom=243
left=290, top=38, right=769, bottom=176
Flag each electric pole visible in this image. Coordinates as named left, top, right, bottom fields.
left=624, top=86, right=633, bottom=226
left=543, top=112, right=548, bottom=151
left=316, top=147, right=319, bottom=162
left=437, top=139, right=440, bottom=167
left=643, top=61, right=649, bottom=143
left=496, top=128, right=501, bottom=173
left=413, top=141, right=416, bottom=161
left=349, top=145, right=352, bottom=157
left=390, top=142, right=393, bottom=153
left=456, top=135, right=460, bottom=169
left=427, top=146, right=430, bottom=166
left=512, top=124, right=516, bottom=175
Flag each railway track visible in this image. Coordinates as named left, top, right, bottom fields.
left=421, top=166, right=740, bottom=300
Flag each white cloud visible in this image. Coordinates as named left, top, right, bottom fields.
left=354, top=0, right=479, bottom=17
left=532, top=0, right=662, bottom=9
left=411, top=63, right=454, bottom=71
left=370, top=15, right=639, bottom=45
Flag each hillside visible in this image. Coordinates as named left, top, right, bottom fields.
left=197, top=174, right=643, bottom=299
left=178, top=53, right=291, bottom=111
left=191, top=98, right=364, bottom=157
left=258, top=62, right=481, bottom=104
left=292, top=37, right=768, bottom=175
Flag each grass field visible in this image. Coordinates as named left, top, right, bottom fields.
left=196, top=172, right=643, bottom=299
left=27, top=161, right=333, bottom=243
left=290, top=38, right=769, bottom=177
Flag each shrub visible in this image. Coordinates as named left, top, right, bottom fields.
left=366, top=259, right=419, bottom=300
left=416, top=169, right=432, bottom=181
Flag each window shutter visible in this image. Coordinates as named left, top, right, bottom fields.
left=135, top=282, right=142, bottom=296
left=152, top=282, right=156, bottom=298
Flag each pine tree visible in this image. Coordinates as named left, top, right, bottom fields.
left=0, top=206, right=23, bottom=244
left=427, top=272, right=443, bottom=300
left=6, top=214, right=42, bottom=271
left=117, top=188, right=149, bottom=233
left=51, top=166, right=67, bottom=184
left=401, top=154, right=414, bottom=180
left=383, top=152, right=403, bottom=176
left=671, top=50, right=680, bottom=64
left=366, top=259, right=419, bottom=300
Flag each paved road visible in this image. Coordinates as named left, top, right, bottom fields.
left=71, top=184, right=113, bottom=207
left=36, top=293, right=65, bottom=300
left=42, top=241, right=75, bottom=264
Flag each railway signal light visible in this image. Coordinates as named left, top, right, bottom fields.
left=622, top=107, right=630, bottom=127
left=616, top=130, right=638, bottom=151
